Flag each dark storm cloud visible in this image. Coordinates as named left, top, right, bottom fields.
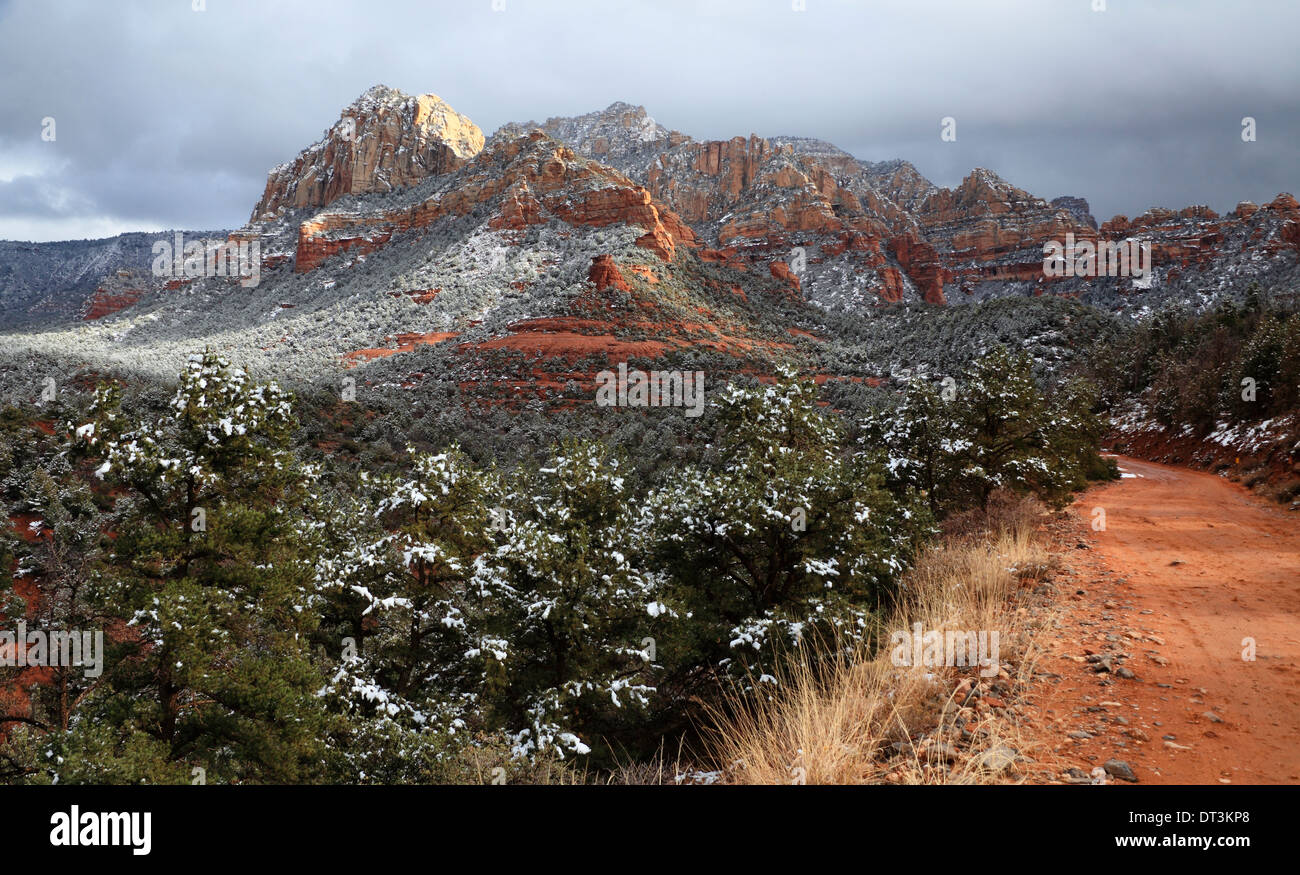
left=0, top=0, right=1296, bottom=241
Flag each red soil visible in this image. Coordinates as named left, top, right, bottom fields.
left=1028, top=456, right=1300, bottom=784
left=343, top=331, right=460, bottom=366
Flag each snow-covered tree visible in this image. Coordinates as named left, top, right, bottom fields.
left=859, top=377, right=961, bottom=516
left=863, top=347, right=1108, bottom=513
left=4, top=465, right=106, bottom=735
left=473, top=439, right=669, bottom=760
left=313, top=446, right=498, bottom=779
left=317, top=438, right=669, bottom=766
left=646, top=371, right=930, bottom=687
left=60, top=350, right=328, bottom=783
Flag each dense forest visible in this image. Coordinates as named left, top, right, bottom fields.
left=1084, top=286, right=1300, bottom=431
left=1, top=341, right=1109, bottom=783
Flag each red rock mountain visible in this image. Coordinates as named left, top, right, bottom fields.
left=501, top=103, right=1298, bottom=314
left=226, top=89, right=1300, bottom=320
left=250, top=85, right=485, bottom=223
left=291, top=130, right=698, bottom=273
left=177, top=92, right=812, bottom=402
left=62, top=86, right=1296, bottom=403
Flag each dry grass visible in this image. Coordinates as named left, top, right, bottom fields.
left=706, top=494, right=1055, bottom=785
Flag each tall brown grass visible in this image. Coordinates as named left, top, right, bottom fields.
left=706, top=494, right=1053, bottom=784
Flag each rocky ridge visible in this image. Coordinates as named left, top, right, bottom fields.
left=5, top=86, right=1296, bottom=403
left=502, top=103, right=1299, bottom=314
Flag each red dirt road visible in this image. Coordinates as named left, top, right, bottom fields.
left=1031, top=456, right=1300, bottom=784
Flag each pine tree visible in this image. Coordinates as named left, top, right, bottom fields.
left=314, top=446, right=498, bottom=780
left=949, top=347, right=1055, bottom=508
left=7, top=466, right=105, bottom=734
left=1230, top=313, right=1300, bottom=418
left=864, top=348, right=1108, bottom=514
left=317, top=438, right=666, bottom=766
left=860, top=377, right=960, bottom=516
left=1043, top=377, right=1113, bottom=494
left=647, top=370, right=930, bottom=687
left=58, top=351, right=329, bottom=784
left=1, top=407, right=110, bottom=778
left=472, top=439, right=667, bottom=760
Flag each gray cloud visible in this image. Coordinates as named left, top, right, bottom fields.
left=1, top=0, right=1296, bottom=241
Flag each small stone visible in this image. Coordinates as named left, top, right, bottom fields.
left=1062, top=767, right=1093, bottom=785
left=978, top=745, right=1019, bottom=774
left=920, top=741, right=958, bottom=764
left=1103, top=759, right=1139, bottom=783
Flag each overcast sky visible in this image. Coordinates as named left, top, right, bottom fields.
left=1, top=0, right=1296, bottom=241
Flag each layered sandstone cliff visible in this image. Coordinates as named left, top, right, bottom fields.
left=250, top=85, right=484, bottom=223
left=293, top=129, right=698, bottom=273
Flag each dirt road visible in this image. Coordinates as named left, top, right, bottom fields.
left=1029, top=456, right=1300, bottom=784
